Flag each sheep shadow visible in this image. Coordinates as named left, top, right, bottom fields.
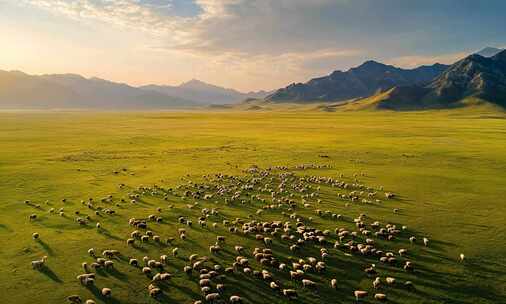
left=39, top=266, right=63, bottom=283
left=36, top=239, right=55, bottom=256
left=106, top=267, right=129, bottom=282
left=98, top=228, right=123, bottom=241
left=0, top=223, right=11, bottom=232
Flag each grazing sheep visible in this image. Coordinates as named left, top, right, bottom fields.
left=264, top=237, right=273, bottom=246
left=127, top=238, right=135, bottom=246
left=32, top=232, right=39, bottom=240
left=85, top=300, right=96, bottom=304
left=209, top=245, right=221, bottom=254
left=77, top=274, right=95, bottom=285
left=404, top=281, right=414, bottom=289
left=354, top=290, right=368, bottom=301
left=460, top=253, right=465, bottom=262
left=67, top=295, right=82, bottom=303
left=386, top=277, right=396, bottom=285
left=270, top=281, right=280, bottom=290
left=31, top=256, right=48, bottom=269
left=172, top=248, right=179, bottom=257
left=373, top=277, right=381, bottom=289
left=148, top=286, right=161, bottom=298
left=101, top=288, right=111, bottom=298
left=282, top=289, right=297, bottom=299
left=364, top=266, right=377, bottom=275
left=183, top=265, right=193, bottom=274
left=205, top=293, right=220, bottom=302
left=82, top=262, right=89, bottom=273
left=423, top=237, right=429, bottom=247
left=104, top=260, right=114, bottom=269
left=374, top=293, right=387, bottom=301
left=189, top=254, right=199, bottom=262
left=216, top=284, right=225, bottom=293
left=129, top=258, right=138, bottom=266
left=230, top=295, right=242, bottom=303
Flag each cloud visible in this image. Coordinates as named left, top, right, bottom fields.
left=23, top=0, right=357, bottom=55
left=18, top=0, right=506, bottom=90
left=22, top=0, right=365, bottom=88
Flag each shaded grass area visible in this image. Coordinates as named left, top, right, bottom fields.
left=0, top=109, right=505, bottom=303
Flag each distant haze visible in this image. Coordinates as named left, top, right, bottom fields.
left=0, top=70, right=271, bottom=109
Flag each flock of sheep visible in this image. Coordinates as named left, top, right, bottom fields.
left=26, top=164, right=465, bottom=303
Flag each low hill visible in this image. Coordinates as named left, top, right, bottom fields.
left=357, top=50, right=506, bottom=110
left=266, top=61, right=448, bottom=103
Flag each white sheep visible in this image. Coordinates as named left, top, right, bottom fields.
left=354, top=290, right=368, bottom=301
left=101, top=288, right=111, bottom=298
left=31, top=256, right=47, bottom=269
left=373, top=277, right=381, bottom=289
left=230, top=295, right=242, bottom=303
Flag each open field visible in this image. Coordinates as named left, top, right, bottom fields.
left=0, top=108, right=505, bottom=304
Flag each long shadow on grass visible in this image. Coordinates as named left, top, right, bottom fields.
left=36, top=239, right=55, bottom=256
left=40, top=266, right=63, bottom=283
left=107, top=267, right=129, bottom=282
left=0, top=223, right=11, bottom=231
left=98, top=228, right=123, bottom=241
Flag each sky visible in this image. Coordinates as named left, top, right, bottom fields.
left=1, top=0, right=506, bottom=92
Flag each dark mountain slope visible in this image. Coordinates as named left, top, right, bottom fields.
left=355, top=50, right=506, bottom=110
left=266, top=61, right=448, bottom=103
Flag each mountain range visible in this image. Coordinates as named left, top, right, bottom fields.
left=1, top=47, right=505, bottom=110
left=141, top=79, right=271, bottom=105
left=0, top=72, right=270, bottom=109
left=266, top=61, right=449, bottom=102
left=361, top=49, right=506, bottom=110
left=265, top=47, right=506, bottom=110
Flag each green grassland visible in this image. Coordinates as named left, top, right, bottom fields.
left=0, top=108, right=505, bottom=304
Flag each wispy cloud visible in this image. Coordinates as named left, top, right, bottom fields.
left=22, top=0, right=363, bottom=89
left=14, top=0, right=506, bottom=90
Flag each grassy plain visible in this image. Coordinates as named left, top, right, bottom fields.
left=0, top=107, right=505, bottom=304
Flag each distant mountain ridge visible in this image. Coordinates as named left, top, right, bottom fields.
left=266, top=61, right=449, bottom=103
left=142, top=79, right=271, bottom=105
left=0, top=71, right=270, bottom=109
left=354, top=49, right=506, bottom=110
